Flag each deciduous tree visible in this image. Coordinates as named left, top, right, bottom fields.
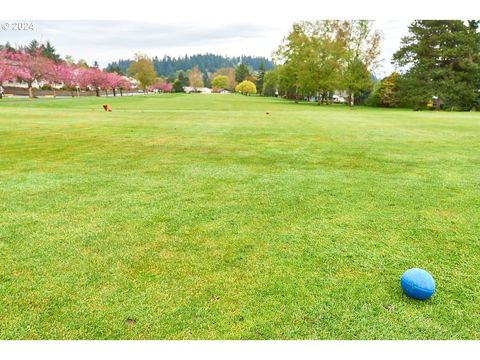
left=104, top=72, right=125, bottom=96
left=187, top=66, right=204, bottom=90
left=79, top=67, right=110, bottom=96
left=48, top=62, right=75, bottom=98
left=339, top=20, right=381, bottom=106
left=369, top=72, right=400, bottom=107
left=262, top=70, right=279, bottom=97
left=15, top=49, right=56, bottom=98
left=0, top=51, right=25, bottom=98
left=235, top=80, right=257, bottom=95
left=127, top=53, right=157, bottom=92
left=212, top=75, right=228, bottom=90
left=212, top=67, right=236, bottom=91
left=274, top=21, right=351, bottom=103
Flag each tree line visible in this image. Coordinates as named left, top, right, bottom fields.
left=2, top=21, right=479, bottom=109
left=262, top=20, right=381, bottom=106
left=262, top=20, right=480, bottom=111
left=0, top=40, right=266, bottom=97
left=124, top=52, right=265, bottom=95
left=0, top=41, right=133, bottom=98
left=106, top=54, right=273, bottom=78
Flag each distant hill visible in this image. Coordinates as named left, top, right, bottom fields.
left=106, top=54, right=274, bottom=77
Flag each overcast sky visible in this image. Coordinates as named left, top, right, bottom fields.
left=1, top=20, right=411, bottom=77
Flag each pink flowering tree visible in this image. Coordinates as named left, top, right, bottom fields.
left=0, top=51, right=17, bottom=98
left=104, top=72, right=125, bottom=96
left=117, top=77, right=132, bottom=96
left=49, top=62, right=75, bottom=98
left=148, top=78, right=164, bottom=93
left=68, top=66, right=87, bottom=97
left=148, top=79, right=172, bottom=93
left=159, top=82, right=173, bottom=93
left=0, top=50, right=30, bottom=98
left=15, top=49, right=56, bottom=98
left=59, top=64, right=81, bottom=97
left=79, top=67, right=110, bottom=96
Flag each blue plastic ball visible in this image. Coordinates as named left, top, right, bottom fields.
left=400, top=268, right=436, bottom=300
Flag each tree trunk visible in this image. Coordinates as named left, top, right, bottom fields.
left=350, top=92, right=355, bottom=107
left=28, top=83, right=34, bottom=98
left=95, top=89, right=100, bottom=97
left=53, top=88, right=57, bottom=98
left=113, top=88, right=116, bottom=97
left=120, top=89, right=123, bottom=96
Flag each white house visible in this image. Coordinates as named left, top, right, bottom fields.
left=184, top=86, right=212, bottom=94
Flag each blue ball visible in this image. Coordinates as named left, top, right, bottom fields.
left=400, top=268, right=436, bottom=300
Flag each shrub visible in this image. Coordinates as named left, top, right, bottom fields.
left=235, top=80, right=257, bottom=95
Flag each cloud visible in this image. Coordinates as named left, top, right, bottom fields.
left=35, top=21, right=276, bottom=46
left=1, top=20, right=411, bottom=75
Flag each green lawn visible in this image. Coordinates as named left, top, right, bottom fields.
left=1, top=94, right=479, bottom=339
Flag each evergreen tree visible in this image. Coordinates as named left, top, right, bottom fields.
left=256, top=61, right=266, bottom=95
left=27, top=40, right=40, bottom=54
left=105, top=64, right=123, bottom=74
left=106, top=54, right=273, bottom=78
left=41, top=41, right=60, bottom=62
left=4, top=42, right=14, bottom=51
left=235, top=63, right=251, bottom=83
left=172, top=79, right=185, bottom=92
left=203, top=72, right=211, bottom=88
left=177, top=70, right=189, bottom=86
left=393, top=20, right=480, bottom=110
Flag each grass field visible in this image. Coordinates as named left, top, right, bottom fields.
left=1, top=94, right=479, bottom=339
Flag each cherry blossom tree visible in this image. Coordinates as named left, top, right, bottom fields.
left=49, top=62, right=74, bottom=98
left=15, top=49, right=56, bottom=98
left=159, top=82, right=173, bottom=93
left=0, top=52, right=17, bottom=98
left=2, top=47, right=134, bottom=99
left=148, top=78, right=165, bottom=93
left=117, top=77, right=132, bottom=96
left=0, top=50, right=29, bottom=98
left=58, top=65, right=82, bottom=97
left=79, top=67, right=110, bottom=96
left=104, top=72, right=124, bottom=96
left=148, top=79, right=172, bottom=93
